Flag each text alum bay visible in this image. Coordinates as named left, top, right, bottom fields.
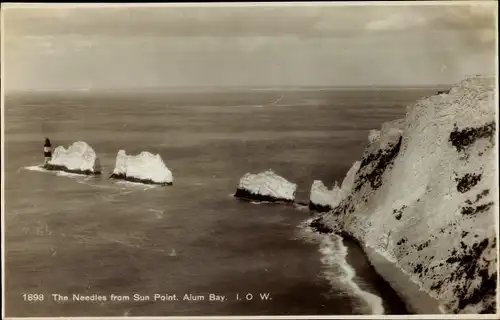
left=51, top=293, right=272, bottom=303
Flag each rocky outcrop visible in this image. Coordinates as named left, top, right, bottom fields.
left=309, top=161, right=361, bottom=212
left=109, top=150, right=173, bottom=186
left=44, top=141, right=102, bottom=175
left=309, top=76, right=497, bottom=314
left=234, top=169, right=297, bottom=203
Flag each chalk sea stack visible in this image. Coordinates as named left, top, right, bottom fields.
left=109, top=150, right=173, bottom=186
left=308, top=75, right=497, bottom=314
left=234, top=169, right=297, bottom=203
left=309, top=161, right=361, bottom=212
left=44, top=141, right=102, bottom=175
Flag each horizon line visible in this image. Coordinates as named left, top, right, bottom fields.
left=3, top=84, right=453, bottom=94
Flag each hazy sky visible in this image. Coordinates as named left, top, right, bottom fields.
left=2, top=2, right=497, bottom=91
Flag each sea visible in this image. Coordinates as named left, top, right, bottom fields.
left=3, top=87, right=442, bottom=317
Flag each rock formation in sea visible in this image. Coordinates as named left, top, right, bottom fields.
left=109, top=150, right=173, bottom=186
left=234, top=169, right=297, bottom=203
left=308, top=75, right=497, bottom=314
left=44, top=141, right=102, bottom=175
left=310, top=161, right=361, bottom=212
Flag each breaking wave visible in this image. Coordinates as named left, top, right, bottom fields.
left=114, top=180, right=158, bottom=190
left=23, top=165, right=88, bottom=178
left=23, top=165, right=49, bottom=173
left=297, top=220, right=385, bottom=315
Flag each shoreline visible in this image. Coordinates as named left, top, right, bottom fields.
left=341, top=234, right=410, bottom=315
left=362, top=245, right=443, bottom=314
left=307, top=216, right=443, bottom=314
left=302, top=219, right=414, bottom=315
left=340, top=232, right=443, bottom=314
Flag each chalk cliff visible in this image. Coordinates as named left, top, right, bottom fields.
left=235, top=169, right=297, bottom=203
left=309, top=75, right=497, bottom=314
left=310, top=161, right=361, bottom=212
left=109, top=150, right=173, bottom=185
left=45, top=141, right=102, bottom=175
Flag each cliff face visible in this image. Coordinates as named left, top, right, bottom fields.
left=313, top=76, right=497, bottom=314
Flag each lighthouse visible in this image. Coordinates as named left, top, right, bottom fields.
left=44, top=137, right=52, bottom=166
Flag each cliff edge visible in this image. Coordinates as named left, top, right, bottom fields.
left=310, top=75, right=497, bottom=314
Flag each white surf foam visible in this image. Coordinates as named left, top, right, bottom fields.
left=293, top=203, right=309, bottom=211
left=115, top=180, right=158, bottom=190
left=23, top=165, right=89, bottom=179
left=76, top=179, right=127, bottom=191
left=56, top=171, right=87, bottom=178
left=23, top=165, right=49, bottom=173
left=298, top=221, right=385, bottom=315
left=250, top=201, right=272, bottom=204
left=321, top=235, right=385, bottom=315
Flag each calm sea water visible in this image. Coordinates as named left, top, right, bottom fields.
left=4, top=88, right=437, bottom=317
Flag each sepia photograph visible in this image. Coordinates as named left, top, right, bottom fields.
left=1, top=1, right=498, bottom=318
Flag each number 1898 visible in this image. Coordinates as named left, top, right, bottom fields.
left=23, top=293, right=44, bottom=302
